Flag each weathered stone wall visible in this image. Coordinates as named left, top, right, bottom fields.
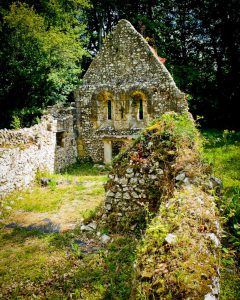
left=0, top=106, right=77, bottom=197
left=100, top=113, right=220, bottom=299
left=47, top=105, right=78, bottom=172
left=75, top=20, right=188, bottom=162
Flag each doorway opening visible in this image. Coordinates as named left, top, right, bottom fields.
left=112, top=140, right=126, bottom=158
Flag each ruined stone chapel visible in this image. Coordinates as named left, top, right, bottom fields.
left=74, top=19, right=187, bottom=163
left=0, top=19, right=189, bottom=196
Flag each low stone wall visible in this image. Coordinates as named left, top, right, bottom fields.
left=0, top=106, right=77, bottom=197
left=101, top=112, right=221, bottom=299
left=102, top=138, right=172, bottom=228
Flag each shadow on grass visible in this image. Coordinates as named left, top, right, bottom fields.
left=0, top=226, right=45, bottom=244
left=0, top=226, right=72, bottom=251
left=5, top=220, right=61, bottom=233
left=0, top=226, right=137, bottom=299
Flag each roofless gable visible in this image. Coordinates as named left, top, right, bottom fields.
left=75, top=19, right=188, bottom=163
left=83, top=19, right=176, bottom=88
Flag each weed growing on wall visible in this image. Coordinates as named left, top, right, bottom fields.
left=132, top=187, right=220, bottom=299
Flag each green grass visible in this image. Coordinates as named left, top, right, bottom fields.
left=1, top=135, right=240, bottom=299
left=1, top=162, right=108, bottom=226
left=202, top=129, right=240, bottom=188
left=0, top=227, right=136, bottom=299
left=202, top=129, right=240, bottom=300
left=0, top=161, right=137, bottom=299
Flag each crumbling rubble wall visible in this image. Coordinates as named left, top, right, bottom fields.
left=101, top=112, right=221, bottom=299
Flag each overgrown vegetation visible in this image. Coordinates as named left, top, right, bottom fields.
left=0, top=120, right=240, bottom=298
left=105, top=113, right=202, bottom=234
left=132, top=187, right=219, bottom=299
left=125, top=113, right=220, bottom=299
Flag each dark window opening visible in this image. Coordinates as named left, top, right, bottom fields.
left=120, top=106, right=124, bottom=119
left=56, top=131, right=65, bottom=147
left=139, top=99, right=143, bottom=119
left=108, top=100, right=112, bottom=120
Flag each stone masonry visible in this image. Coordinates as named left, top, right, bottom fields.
left=0, top=106, right=77, bottom=197
left=75, top=19, right=188, bottom=163
left=100, top=113, right=221, bottom=299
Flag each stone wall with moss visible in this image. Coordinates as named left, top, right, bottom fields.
left=132, top=186, right=220, bottom=299
left=101, top=112, right=221, bottom=299
left=0, top=106, right=77, bottom=197
left=75, top=19, right=188, bottom=162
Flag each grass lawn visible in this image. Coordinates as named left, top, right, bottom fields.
left=1, top=162, right=108, bottom=231
left=0, top=162, right=137, bottom=299
left=202, top=129, right=240, bottom=300
left=0, top=227, right=136, bottom=299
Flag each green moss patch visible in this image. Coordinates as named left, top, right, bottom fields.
left=132, top=187, right=220, bottom=299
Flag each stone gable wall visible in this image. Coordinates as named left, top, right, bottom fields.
left=75, top=20, right=188, bottom=162
left=0, top=107, right=77, bottom=197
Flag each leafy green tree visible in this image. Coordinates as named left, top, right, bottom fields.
left=0, top=1, right=89, bottom=127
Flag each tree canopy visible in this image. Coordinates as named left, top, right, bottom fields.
left=0, top=0, right=89, bottom=127
left=0, top=0, right=239, bottom=128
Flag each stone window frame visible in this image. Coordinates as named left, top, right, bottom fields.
left=56, top=131, right=65, bottom=147
left=97, top=90, right=114, bottom=122
left=131, top=91, right=147, bottom=121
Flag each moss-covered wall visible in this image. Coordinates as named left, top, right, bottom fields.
left=101, top=112, right=221, bottom=299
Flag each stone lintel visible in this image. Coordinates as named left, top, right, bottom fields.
left=101, top=135, right=137, bottom=141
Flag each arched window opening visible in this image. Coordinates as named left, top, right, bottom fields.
left=107, top=99, right=112, bottom=120
left=131, top=91, right=146, bottom=120
left=139, top=99, right=143, bottom=120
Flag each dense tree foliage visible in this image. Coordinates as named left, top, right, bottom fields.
left=0, top=0, right=239, bottom=128
left=0, top=0, right=89, bottom=127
